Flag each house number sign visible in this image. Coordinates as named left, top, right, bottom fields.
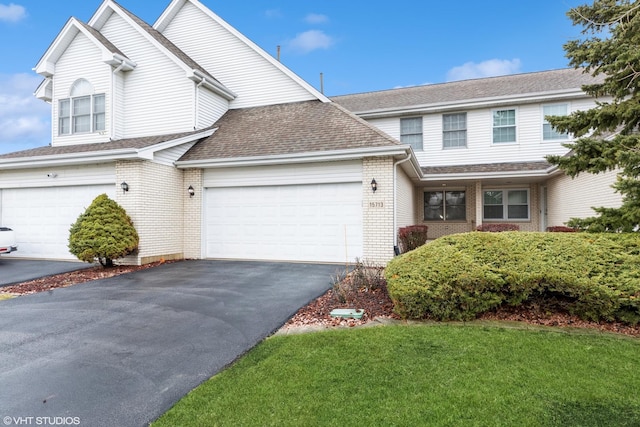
left=369, top=201, right=384, bottom=208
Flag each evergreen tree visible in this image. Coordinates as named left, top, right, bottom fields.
left=546, top=0, right=640, bottom=231
left=68, top=194, right=139, bottom=267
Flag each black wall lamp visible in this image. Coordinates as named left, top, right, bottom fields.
left=370, top=178, right=378, bottom=193
left=121, top=182, right=129, bottom=193
left=188, top=185, right=195, bottom=198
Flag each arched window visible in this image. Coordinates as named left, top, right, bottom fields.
left=58, top=79, right=105, bottom=135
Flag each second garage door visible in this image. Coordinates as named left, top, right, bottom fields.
left=205, top=182, right=362, bottom=263
left=0, top=185, right=115, bottom=260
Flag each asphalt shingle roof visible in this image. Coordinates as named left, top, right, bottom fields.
left=180, top=100, right=402, bottom=161
left=422, top=161, right=551, bottom=175
left=332, top=68, right=600, bottom=113
left=0, top=128, right=212, bottom=160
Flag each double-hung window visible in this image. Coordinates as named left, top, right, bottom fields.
left=401, top=117, right=423, bottom=151
left=483, top=189, right=529, bottom=220
left=492, top=109, right=516, bottom=143
left=424, top=190, right=466, bottom=221
left=543, top=104, right=568, bottom=141
left=58, top=79, right=105, bottom=136
left=443, top=113, right=467, bottom=148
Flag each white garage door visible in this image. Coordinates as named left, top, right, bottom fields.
left=0, top=185, right=115, bottom=260
left=205, top=182, right=363, bottom=263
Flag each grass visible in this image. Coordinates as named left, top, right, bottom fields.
left=154, top=324, right=640, bottom=427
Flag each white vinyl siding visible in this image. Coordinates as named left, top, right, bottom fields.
left=161, top=1, right=317, bottom=109
left=196, top=86, right=228, bottom=128
left=546, top=169, right=623, bottom=228
left=99, top=12, right=194, bottom=137
left=52, top=32, right=111, bottom=146
left=396, top=168, right=416, bottom=229
left=388, top=98, right=600, bottom=167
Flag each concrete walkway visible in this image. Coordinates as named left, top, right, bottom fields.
left=0, top=260, right=338, bottom=427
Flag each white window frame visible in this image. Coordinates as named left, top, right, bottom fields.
left=400, top=117, right=423, bottom=151
left=492, top=108, right=517, bottom=144
left=483, top=189, right=530, bottom=221
left=443, top=113, right=467, bottom=149
left=542, top=103, right=569, bottom=141
left=424, top=190, right=467, bottom=221
left=58, top=79, right=105, bottom=136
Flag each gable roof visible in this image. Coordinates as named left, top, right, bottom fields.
left=154, top=0, right=329, bottom=104
left=88, top=0, right=235, bottom=100
left=332, top=68, right=601, bottom=117
left=34, top=16, right=136, bottom=77
left=177, top=100, right=409, bottom=166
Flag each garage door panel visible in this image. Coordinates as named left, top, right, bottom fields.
left=205, top=183, right=362, bottom=263
left=1, top=185, right=115, bottom=260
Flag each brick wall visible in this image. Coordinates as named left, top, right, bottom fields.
left=115, top=160, right=185, bottom=264
left=183, top=169, right=202, bottom=259
left=362, top=157, right=395, bottom=264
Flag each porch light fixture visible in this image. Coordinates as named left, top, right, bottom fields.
left=121, top=182, right=129, bottom=193
left=188, top=185, right=195, bottom=198
left=370, top=178, right=378, bottom=193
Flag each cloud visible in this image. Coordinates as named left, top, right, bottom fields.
left=0, top=73, right=51, bottom=154
left=265, top=9, right=283, bottom=19
left=286, top=30, right=334, bottom=54
left=446, top=59, right=522, bottom=82
left=0, top=3, right=26, bottom=22
left=305, top=13, right=328, bottom=24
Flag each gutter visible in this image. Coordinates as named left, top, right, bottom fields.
left=176, top=145, right=411, bottom=169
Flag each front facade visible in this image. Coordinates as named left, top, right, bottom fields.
left=0, top=0, right=623, bottom=265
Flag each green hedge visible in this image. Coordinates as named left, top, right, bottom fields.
left=385, top=232, right=640, bottom=324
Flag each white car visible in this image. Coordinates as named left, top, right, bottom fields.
left=0, top=227, right=18, bottom=255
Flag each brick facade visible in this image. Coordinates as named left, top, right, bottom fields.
left=362, top=157, right=395, bottom=264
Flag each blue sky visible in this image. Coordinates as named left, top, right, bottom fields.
left=0, top=0, right=585, bottom=154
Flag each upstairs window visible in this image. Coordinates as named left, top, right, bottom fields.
left=58, top=79, right=105, bottom=135
left=543, top=104, right=569, bottom=141
left=424, top=190, right=466, bottom=221
left=401, top=117, right=423, bottom=151
left=492, top=109, right=516, bottom=143
left=443, top=113, right=467, bottom=148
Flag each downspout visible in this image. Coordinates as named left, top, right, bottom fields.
left=194, top=77, right=206, bottom=129
left=393, top=151, right=413, bottom=253
left=111, top=61, right=127, bottom=138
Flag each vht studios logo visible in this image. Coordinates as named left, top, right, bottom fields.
left=3, top=416, right=81, bottom=426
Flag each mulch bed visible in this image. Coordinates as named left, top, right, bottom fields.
left=3, top=263, right=639, bottom=337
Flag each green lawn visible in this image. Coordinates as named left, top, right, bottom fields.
left=154, top=324, right=640, bottom=427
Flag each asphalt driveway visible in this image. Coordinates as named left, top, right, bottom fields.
left=0, top=260, right=337, bottom=427
left=0, top=258, right=92, bottom=287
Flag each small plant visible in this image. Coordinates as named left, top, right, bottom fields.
left=475, top=223, right=520, bottom=232
left=546, top=226, right=578, bottom=232
left=331, top=258, right=386, bottom=303
left=68, top=194, right=139, bottom=267
left=398, top=225, right=428, bottom=253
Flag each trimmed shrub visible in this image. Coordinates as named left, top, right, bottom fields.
left=385, top=232, right=640, bottom=324
left=546, top=226, right=578, bottom=232
left=475, top=223, right=520, bottom=232
left=69, top=194, right=139, bottom=267
left=398, top=225, right=429, bottom=253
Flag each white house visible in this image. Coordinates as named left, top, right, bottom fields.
left=0, top=0, right=622, bottom=265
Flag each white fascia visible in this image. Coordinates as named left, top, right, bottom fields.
left=136, top=127, right=217, bottom=159
left=188, top=70, right=237, bottom=101
left=176, top=145, right=412, bottom=169
left=154, top=0, right=330, bottom=103
left=354, top=89, right=591, bottom=119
